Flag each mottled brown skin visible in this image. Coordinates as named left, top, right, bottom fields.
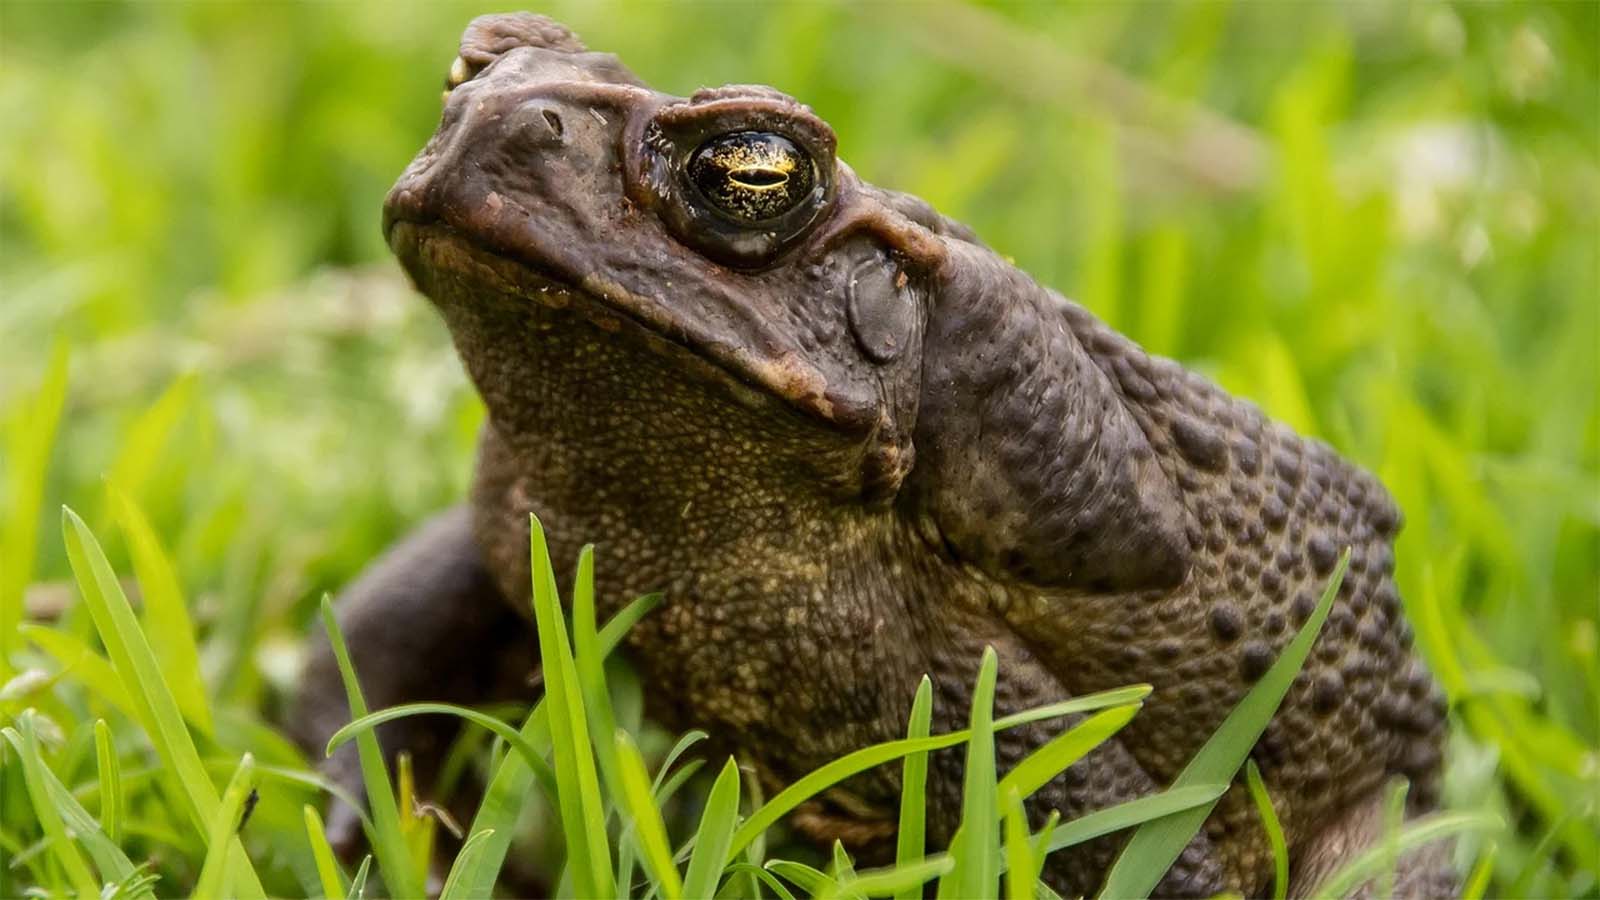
left=294, top=14, right=1452, bottom=897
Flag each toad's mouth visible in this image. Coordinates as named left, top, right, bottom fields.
left=384, top=219, right=877, bottom=436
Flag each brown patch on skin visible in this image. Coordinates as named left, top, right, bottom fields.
left=749, top=352, right=833, bottom=417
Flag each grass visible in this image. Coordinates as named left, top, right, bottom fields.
left=4, top=490, right=1405, bottom=897
left=1, top=1, right=1596, bottom=897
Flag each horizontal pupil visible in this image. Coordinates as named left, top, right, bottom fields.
left=728, top=166, right=788, bottom=189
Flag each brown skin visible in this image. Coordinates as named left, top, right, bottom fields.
left=294, top=14, right=1452, bottom=896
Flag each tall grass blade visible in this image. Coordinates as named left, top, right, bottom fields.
left=616, top=729, right=683, bottom=900
left=655, top=758, right=707, bottom=807
left=345, top=855, right=372, bottom=900
left=996, top=703, right=1140, bottom=804
left=721, top=863, right=799, bottom=900
left=108, top=483, right=211, bottom=733
left=572, top=546, right=625, bottom=807
left=730, top=731, right=971, bottom=864
left=103, top=374, right=194, bottom=516
left=830, top=839, right=857, bottom=882
left=438, top=828, right=496, bottom=900
left=1004, top=787, right=1034, bottom=900
left=0, top=343, right=68, bottom=678
left=61, top=507, right=267, bottom=898
left=652, top=730, right=708, bottom=795
left=1035, top=785, right=1228, bottom=858
left=527, top=514, right=614, bottom=898
left=325, top=702, right=557, bottom=802
left=20, top=624, right=139, bottom=721
left=94, top=718, right=123, bottom=844
left=457, top=591, right=659, bottom=899
left=318, top=595, right=421, bottom=899
left=1099, top=552, right=1351, bottom=899
left=5, top=716, right=102, bottom=899
left=1244, top=760, right=1288, bottom=900
left=725, top=688, right=1141, bottom=866
left=303, top=805, right=347, bottom=900
left=993, top=686, right=1151, bottom=731
left=192, top=753, right=257, bottom=900
left=894, top=675, right=933, bottom=900
left=765, top=859, right=839, bottom=896
left=5, top=711, right=153, bottom=897
left=683, top=756, right=742, bottom=899
left=1461, top=845, right=1496, bottom=900
left=1311, top=811, right=1501, bottom=899
left=828, top=855, right=955, bottom=899
left=940, top=645, right=1000, bottom=899
left=395, top=752, right=436, bottom=891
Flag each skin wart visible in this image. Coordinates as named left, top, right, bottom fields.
left=293, top=14, right=1453, bottom=897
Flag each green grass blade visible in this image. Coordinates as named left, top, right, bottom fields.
left=652, top=729, right=708, bottom=795
left=1244, top=760, right=1288, bottom=900
left=828, top=855, right=955, bottom=900
left=1461, top=844, right=1496, bottom=900
left=728, top=731, right=972, bottom=864
left=94, top=718, right=123, bottom=844
left=572, top=545, right=625, bottom=808
left=765, top=859, right=838, bottom=896
left=616, top=729, right=683, bottom=900
left=1311, top=811, right=1502, bottom=899
left=1004, top=787, right=1034, bottom=900
left=941, top=646, right=999, bottom=899
left=831, top=839, right=857, bottom=881
left=192, top=752, right=257, bottom=900
left=458, top=590, right=659, bottom=899
left=683, top=756, right=742, bottom=899
left=996, top=703, right=1140, bottom=804
left=438, top=828, right=496, bottom=900
left=108, top=482, right=211, bottom=733
left=527, top=514, right=614, bottom=898
left=1036, top=785, right=1228, bottom=857
left=102, top=373, right=195, bottom=517
left=655, top=757, right=707, bottom=806
left=1029, top=810, right=1060, bottom=882
left=1099, top=552, right=1351, bottom=899
left=391, top=751, right=435, bottom=896
left=0, top=342, right=68, bottom=679
left=61, top=507, right=267, bottom=899
left=7, top=712, right=152, bottom=898
left=727, top=764, right=768, bottom=894
left=894, top=675, right=933, bottom=900
left=20, top=624, right=140, bottom=721
left=721, top=863, right=800, bottom=900
left=303, top=805, right=347, bottom=900
left=993, top=685, right=1152, bottom=731
left=345, top=855, right=372, bottom=900
left=1378, top=778, right=1408, bottom=900
left=725, top=687, right=1126, bottom=867
left=318, top=594, right=421, bottom=900
left=325, top=702, right=557, bottom=802
left=4, top=717, right=102, bottom=899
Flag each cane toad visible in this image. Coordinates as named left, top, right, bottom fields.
left=294, top=13, right=1451, bottom=896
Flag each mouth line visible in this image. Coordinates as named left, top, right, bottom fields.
left=386, top=219, right=855, bottom=430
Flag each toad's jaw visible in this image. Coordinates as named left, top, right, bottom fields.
left=385, top=220, right=865, bottom=434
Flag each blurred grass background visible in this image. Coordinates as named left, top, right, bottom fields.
left=2, top=1, right=1596, bottom=895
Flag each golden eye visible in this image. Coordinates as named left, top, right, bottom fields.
left=688, top=132, right=815, bottom=223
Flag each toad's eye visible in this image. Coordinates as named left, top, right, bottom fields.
left=688, top=132, right=815, bottom=223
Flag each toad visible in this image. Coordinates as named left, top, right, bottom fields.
left=294, top=13, right=1451, bottom=896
